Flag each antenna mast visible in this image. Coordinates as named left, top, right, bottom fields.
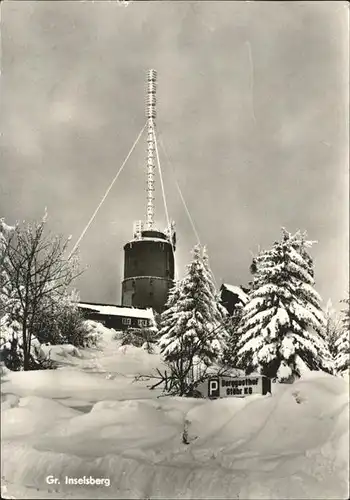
left=145, top=69, right=157, bottom=230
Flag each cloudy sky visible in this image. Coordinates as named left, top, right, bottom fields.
left=1, top=1, right=349, bottom=310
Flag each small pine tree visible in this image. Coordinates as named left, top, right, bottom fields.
left=158, top=280, right=182, bottom=348
left=236, top=229, right=333, bottom=382
left=324, top=298, right=343, bottom=358
left=202, top=246, right=229, bottom=350
left=158, top=244, right=227, bottom=395
left=0, top=220, right=26, bottom=370
left=334, top=294, right=350, bottom=374
left=221, top=302, right=244, bottom=367
left=0, top=317, right=23, bottom=370
left=0, top=219, right=17, bottom=316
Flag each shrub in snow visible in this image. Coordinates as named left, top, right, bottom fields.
left=33, top=290, right=97, bottom=348
left=1, top=220, right=54, bottom=371
left=76, top=320, right=103, bottom=347
left=334, top=295, right=350, bottom=374
left=121, top=325, right=159, bottom=354
left=0, top=214, right=83, bottom=370
left=0, top=316, right=23, bottom=371
left=141, top=361, right=233, bottom=398
left=119, top=328, right=150, bottom=348
left=0, top=313, right=57, bottom=371
left=158, top=244, right=228, bottom=396
left=236, top=229, right=333, bottom=382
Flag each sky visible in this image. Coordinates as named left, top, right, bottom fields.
left=1, top=1, right=349, bottom=310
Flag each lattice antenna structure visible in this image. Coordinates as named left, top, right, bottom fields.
left=145, top=69, right=157, bottom=229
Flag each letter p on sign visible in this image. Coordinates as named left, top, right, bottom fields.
left=208, top=378, right=220, bottom=398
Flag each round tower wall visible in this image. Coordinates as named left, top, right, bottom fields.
left=123, top=240, right=174, bottom=280
left=122, top=276, right=174, bottom=314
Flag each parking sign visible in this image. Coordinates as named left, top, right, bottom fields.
left=208, top=377, right=220, bottom=398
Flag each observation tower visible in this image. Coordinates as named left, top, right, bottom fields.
left=121, top=70, right=176, bottom=313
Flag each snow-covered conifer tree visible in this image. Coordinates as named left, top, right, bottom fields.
left=157, top=280, right=181, bottom=345
left=324, top=298, right=342, bottom=358
left=236, top=229, right=333, bottom=382
left=158, top=245, right=227, bottom=392
left=334, top=295, right=350, bottom=374
left=202, top=246, right=229, bottom=350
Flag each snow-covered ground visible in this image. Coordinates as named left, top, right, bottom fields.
left=1, top=324, right=349, bottom=499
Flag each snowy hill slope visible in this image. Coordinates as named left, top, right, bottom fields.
left=1, top=323, right=349, bottom=499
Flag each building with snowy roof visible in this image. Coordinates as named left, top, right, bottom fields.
left=220, top=284, right=249, bottom=316
left=77, top=302, right=154, bottom=331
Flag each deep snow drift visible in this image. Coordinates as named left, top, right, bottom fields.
left=1, top=324, right=349, bottom=499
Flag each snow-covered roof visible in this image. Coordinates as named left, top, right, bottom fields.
left=77, top=303, right=154, bottom=319
left=222, top=284, right=249, bottom=304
